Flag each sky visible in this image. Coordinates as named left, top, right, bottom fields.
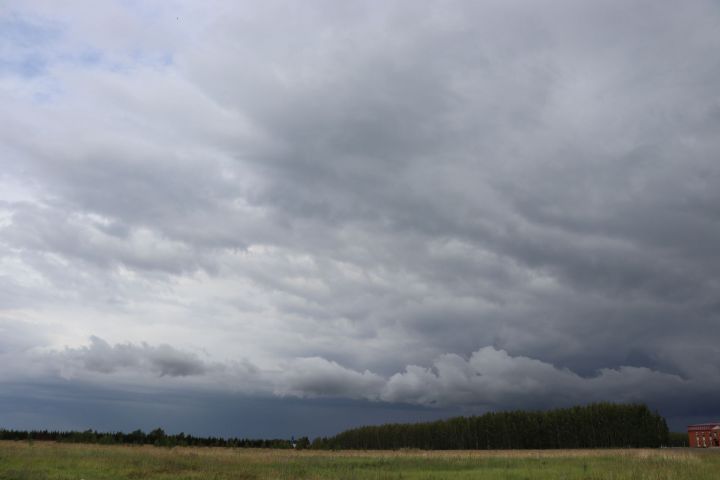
left=1, top=0, right=720, bottom=438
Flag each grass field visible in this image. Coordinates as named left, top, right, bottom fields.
left=0, top=441, right=717, bottom=479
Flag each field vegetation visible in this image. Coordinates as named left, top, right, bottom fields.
left=0, top=440, right=717, bottom=480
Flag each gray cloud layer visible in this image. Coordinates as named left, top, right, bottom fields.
left=1, top=0, right=720, bottom=423
left=8, top=336, right=712, bottom=421
left=66, top=336, right=210, bottom=377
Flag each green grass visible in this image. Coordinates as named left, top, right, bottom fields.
left=0, top=441, right=717, bottom=479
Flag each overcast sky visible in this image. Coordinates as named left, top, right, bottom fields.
left=1, top=0, right=720, bottom=437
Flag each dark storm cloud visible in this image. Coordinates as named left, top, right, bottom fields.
left=64, top=336, right=211, bottom=377
left=1, top=0, right=720, bottom=426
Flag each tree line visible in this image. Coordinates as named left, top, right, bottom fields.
left=0, top=403, right=672, bottom=450
left=0, top=427, right=309, bottom=449
left=311, top=403, right=670, bottom=449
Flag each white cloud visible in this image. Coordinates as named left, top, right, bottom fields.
left=381, top=347, right=690, bottom=408
left=276, top=357, right=385, bottom=400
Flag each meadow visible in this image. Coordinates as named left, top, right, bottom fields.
left=0, top=440, right=717, bottom=480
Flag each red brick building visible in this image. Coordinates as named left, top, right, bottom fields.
left=688, top=423, right=720, bottom=448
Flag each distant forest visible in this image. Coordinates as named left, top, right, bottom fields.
left=312, top=403, right=671, bottom=450
left=1, top=403, right=684, bottom=450
left=0, top=428, right=306, bottom=449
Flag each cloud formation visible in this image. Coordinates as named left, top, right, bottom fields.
left=379, top=348, right=691, bottom=408
left=64, top=336, right=211, bottom=377
left=17, top=336, right=714, bottom=421
left=276, top=357, right=385, bottom=400
left=1, top=0, right=720, bottom=429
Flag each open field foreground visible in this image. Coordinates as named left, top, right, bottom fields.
left=0, top=441, right=718, bottom=480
